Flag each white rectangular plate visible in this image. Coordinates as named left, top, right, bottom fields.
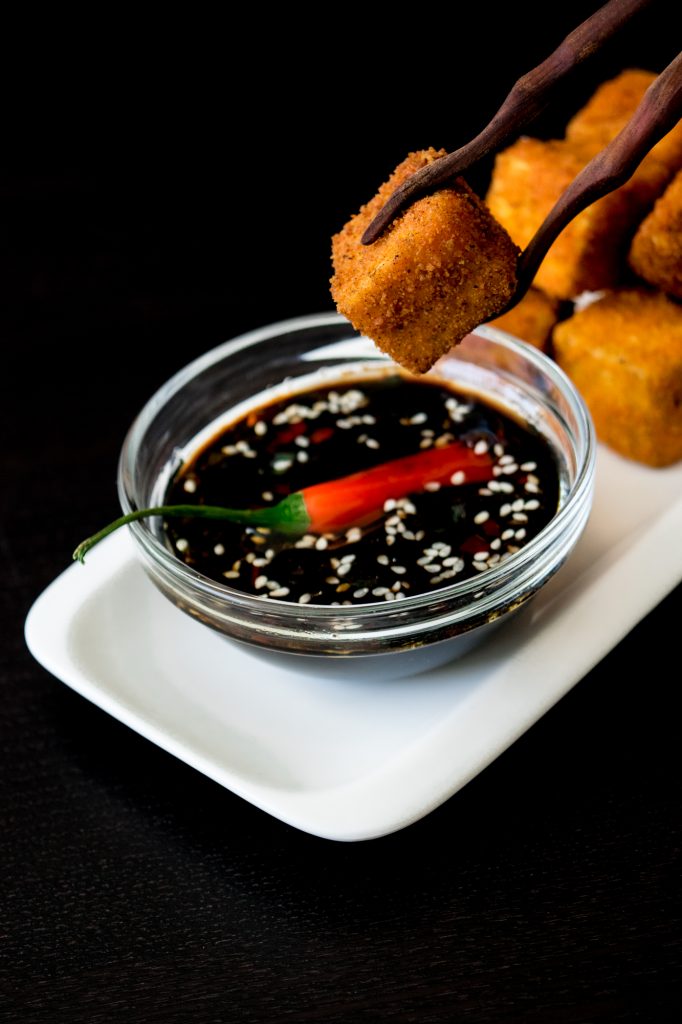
left=26, top=446, right=682, bottom=841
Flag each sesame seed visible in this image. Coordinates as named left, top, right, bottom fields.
left=315, top=537, right=328, bottom=550
left=254, top=421, right=267, bottom=436
left=372, top=587, right=388, bottom=596
left=340, top=553, right=355, bottom=563
left=524, top=499, right=540, bottom=510
left=262, top=491, right=274, bottom=501
left=500, top=504, right=512, bottom=517
left=478, top=488, right=492, bottom=496
left=386, top=535, right=395, bottom=546
left=512, top=512, right=528, bottom=523
left=176, top=538, right=189, bottom=552
left=254, top=575, right=268, bottom=589
left=383, top=499, right=397, bottom=512
left=498, top=454, right=514, bottom=465
left=525, top=482, right=540, bottom=494
left=391, top=581, right=402, bottom=592
left=501, top=463, right=519, bottom=474
left=424, top=563, right=442, bottom=573
left=521, top=461, right=537, bottom=471
left=474, top=550, right=489, bottom=561
left=391, top=565, right=407, bottom=575
left=411, top=412, right=427, bottom=424
left=490, top=539, right=501, bottom=550
left=295, top=435, right=309, bottom=447
left=269, top=587, right=290, bottom=598
left=474, top=440, right=488, bottom=455
left=336, top=583, right=350, bottom=592
left=365, top=438, right=380, bottom=450
left=474, top=510, right=490, bottom=525
left=502, top=529, right=514, bottom=540
left=424, top=481, right=441, bottom=492
left=473, top=562, right=488, bottom=571
left=451, top=471, right=466, bottom=485
left=512, top=499, right=525, bottom=512
left=299, top=593, right=312, bottom=604
left=345, top=527, right=362, bottom=542
left=337, top=564, right=352, bottom=577
left=515, top=529, right=527, bottom=540
left=183, top=478, right=197, bottom=493
left=498, top=481, right=514, bottom=493
left=325, top=576, right=340, bottom=585
left=377, top=554, right=389, bottom=565
left=223, top=570, right=240, bottom=579
left=494, top=443, right=504, bottom=457
left=354, top=588, right=369, bottom=599
left=213, top=543, right=225, bottom=556
left=297, top=450, right=309, bottom=463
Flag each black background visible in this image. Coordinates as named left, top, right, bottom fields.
left=3, top=5, right=681, bottom=1021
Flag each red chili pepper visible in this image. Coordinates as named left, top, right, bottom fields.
left=73, top=441, right=492, bottom=562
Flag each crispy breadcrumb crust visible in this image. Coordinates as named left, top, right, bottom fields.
left=487, top=69, right=682, bottom=300
left=490, top=287, right=560, bottom=350
left=553, top=289, right=682, bottom=466
left=629, top=169, right=682, bottom=299
left=331, top=149, right=519, bottom=374
left=486, top=136, right=671, bottom=300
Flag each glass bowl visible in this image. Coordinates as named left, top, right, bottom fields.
left=118, top=312, right=595, bottom=677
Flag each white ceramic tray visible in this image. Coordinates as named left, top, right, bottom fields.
left=26, top=445, right=682, bottom=841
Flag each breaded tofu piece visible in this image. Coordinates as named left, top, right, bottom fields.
left=553, top=289, right=682, bottom=466
left=486, top=136, right=672, bottom=300
left=331, top=149, right=519, bottom=375
left=566, top=69, right=682, bottom=175
left=490, top=287, right=560, bottom=350
left=629, top=169, right=682, bottom=299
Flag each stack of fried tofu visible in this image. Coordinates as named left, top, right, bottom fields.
left=487, top=69, right=682, bottom=467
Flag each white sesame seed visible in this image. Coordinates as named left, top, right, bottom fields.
left=372, top=587, right=388, bottom=596
left=498, top=482, right=514, bottom=493
left=474, top=440, right=489, bottom=455
left=500, top=504, right=512, bottom=517
left=419, top=439, right=433, bottom=449
left=341, top=553, right=355, bottom=563
left=451, top=471, right=466, bottom=485
left=315, top=537, right=328, bottom=550
left=183, top=478, right=197, bottom=493
left=337, top=564, right=352, bottom=577
left=254, top=575, right=268, bottom=589
left=345, top=527, right=362, bottom=542
left=515, top=529, right=527, bottom=540
left=424, top=481, right=441, bottom=492
left=391, top=565, right=407, bottom=575
left=473, top=562, right=488, bottom=571
left=478, top=488, right=492, bottom=496
left=512, top=512, right=528, bottom=523
left=365, top=438, right=380, bottom=449
left=213, top=543, right=225, bottom=556
left=512, top=499, right=525, bottom=511
left=490, top=539, right=501, bottom=550
left=354, top=588, right=369, bottom=599
left=377, top=554, right=389, bottom=565
left=262, top=491, right=274, bottom=501
left=424, top=563, right=442, bottom=573
left=254, top=421, right=267, bottom=436
left=525, top=482, right=540, bottom=494
left=325, top=576, right=339, bottom=585
left=474, top=510, right=490, bottom=525
left=411, top=412, right=427, bottom=424
left=383, top=499, right=397, bottom=512
left=222, top=570, right=240, bottom=579
left=494, top=444, right=504, bottom=457
left=524, top=499, right=540, bottom=510
left=474, top=550, right=489, bottom=561
left=269, top=587, right=290, bottom=598
left=492, top=466, right=503, bottom=477
left=299, top=593, right=312, bottom=604
left=175, top=538, right=189, bottom=552
left=295, top=435, right=309, bottom=447
left=391, top=581, right=402, bottom=592
left=521, top=461, right=537, bottom=472
left=501, top=463, right=519, bottom=474
left=386, top=535, right=395, bottom=546
left=499, top=454, right=514, bottom=465
left=252, top=558, right=269, bottom=567
left=297, top=450, right=309, bottom=463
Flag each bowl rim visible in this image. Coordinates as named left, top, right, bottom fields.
left=119, top=311, right=596, bottom=623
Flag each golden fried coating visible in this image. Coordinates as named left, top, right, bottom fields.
left=629, top=169, right=682, bottom=299
left=553, top=289, right=682, bottom=466
left=566, top=69, right=655, bottom=147
left=566, top=69, right=682, bottom=175
left=490, top=287, right=560, bottom=350
left=486, top=136, right=671, bottom=300
left=331, top=149, right=519, bottom=375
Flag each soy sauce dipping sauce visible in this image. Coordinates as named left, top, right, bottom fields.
left=164, top=374, right=560, bottom=605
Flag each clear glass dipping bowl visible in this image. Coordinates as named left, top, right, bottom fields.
left=118, top=312, right=595, bottom=677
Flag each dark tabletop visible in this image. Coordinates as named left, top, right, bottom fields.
left=3, top=7, right=681, bottom=1022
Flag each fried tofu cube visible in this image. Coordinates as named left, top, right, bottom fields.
left=566, top=69, right=682, bottom=175
left=629, top=169, right=682, bottom=299
left=331, top=149, right=519, bottom=375
left=489, top=287, right=560, bottom=350
left=486, top=137, right=669, bottom=300
left=553, top=289, right=682, bottom=466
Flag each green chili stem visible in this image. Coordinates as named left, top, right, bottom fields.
left=73, top=495, right=310, bottom=563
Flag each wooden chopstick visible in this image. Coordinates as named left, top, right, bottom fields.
left=361, top=0, right=655, bottom=245
left=510, top=50, right=682, bottom=305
